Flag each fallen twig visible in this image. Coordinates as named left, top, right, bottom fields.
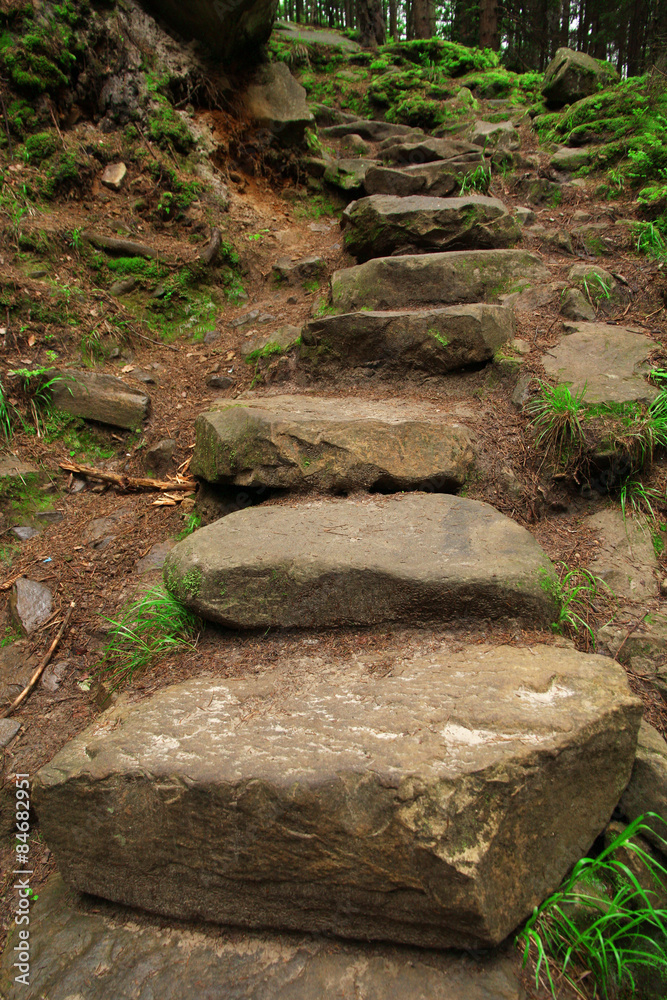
left=59, top=461, right=196, bottom=493
left=2, top=602, right=75, bottom=718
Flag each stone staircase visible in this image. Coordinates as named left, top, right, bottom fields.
left=3, top=110, right=648, bottom=999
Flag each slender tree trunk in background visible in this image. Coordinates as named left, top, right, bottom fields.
left=389, top=0, right=398, bottom=38
left=412, top=0, right=433, bottom=38
left=560, top=0, right=570, bottom=47
left=479, top=0, right=499, bottom=49
left=295, top=0, right=303, bottom=22
left=357, top=0, right=386, bottom=46
left=626, top=0, right=644, bottom=75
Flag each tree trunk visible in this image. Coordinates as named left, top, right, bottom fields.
left=479, top=0, right=499, bottom=48
left=357, top=0, right=386, bottom=46
left=389, top=0, right=398, bottom=38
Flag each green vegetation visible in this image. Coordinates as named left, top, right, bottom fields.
left=147, top=103, right=195, bottom=154
left=518, top=814, right=667, bottom=1000
left=0, top=0, right=88, bottom=95
left=22, top=131, right=58, bottom=165
left=106, top=256, right=168, bottom=282
left=177, top=512, right=202, bottom=540
left=545, top=563, right=608, bottom=643
left=634, top=220, right=667, bottom=262
left=460, top=163, right=491, bottom=195
left=101, top=587, right=201, bottom=689
left=526, top=382, right=587, bottom=469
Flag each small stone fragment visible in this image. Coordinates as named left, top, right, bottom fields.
left=101, top=163, right=127, bottom=191
left=11, top=577, right=53, bottom=634
left=560, top=287, right=595, bottom=321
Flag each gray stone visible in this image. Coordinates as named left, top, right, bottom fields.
left=301, top=305, right=514, bottom=374
left=136, top=539, right=176, bottom=576
left=242, top=62, right=314, bottom=144
left=163, top=494, right=558, bottom=630
left=469, top=120, right=519, bottom=150
left=380, top=136, right=483, bottom=166
left=140, top=0, right=279, bottom=61
left=33, top=644, right=640, bottom=948
left=272, top=256, right=325, bottom=285
left=0, top=458, right=38, bottom=482
left=542, top=322, right=659, bottom=405
left=0, top=875, right=524, bottom=1000
left=321, top=120, right=421, bottom=141
left=585, top=509, right=658, bottom=601
left=51, top=370, right=150, bottom=430
left=101, top=162, right=127, bottom=191
left=573, top=222, right=612, bottom=254
left=240, top=324, right=301, bottom=361
left=274, top=21, right=361, bottom=51
left=145, top=438, right=177, bottom=476
left=207, top=375, right=234, bottom=390
left=364, top=160, right=459, bottom=197
left=515, top=206, right=535, bottom=225
left=0, top=718, right=20, bottom=748
left=311, top=103, right=361, bottom=126
left=41, top=659, right=72, bottom=693
left=192, top=395, right=476, bottom=493
left=11, top=526, right=40, bottom=541
left=542, top=47, right=618, bottom=106
left=342, top=195, right=520, bottom=262
left=0, top=641, right=38, bottom=706
left=231, top=309, right=260, bottom=328
left=550, top=146, right=592, bottom=171
left=619, top=721, right=667, bottom=854
left=109, top=276, right=138, bottom=296
left=560, top=287, right=596, bottom=321
left=323, top=157, right=374, bottom=192
left=11, top=577, right=53, bottom=634
left=340, top=133, right=370, bottom=155
left=331, top=249, right=550, bottom=312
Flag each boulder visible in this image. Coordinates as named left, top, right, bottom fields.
left=0, top=718, right=20, bottom=749
left=469, top=121, right=519, bottom=150
left=541, top=321, right=659, bottom=406
left=192, top=395, right=475, bottom=492
left=301, top=305, right=514, bottom=374
left=340, top=133, right=370, bottom=156
left=323, top=157, right=374, bottom=192
left=139, top=0, right=279, bottom=62
left=50, top=370, right=150, bottom=430
left=381, top=137, right=483, bottom=166
left=10, top=577, right=53, bottom=634
left=0, top=875, right=525, bottom=1000
left=321, top=120, right=421, bottom=141
left=145, top=438, right=177, bottom=476
left=542, top=47, right=618, bottom=106
left=550, top=146, right=592, bottom=171
left=272, top=255, right=325, bottom=285
left=619, top=721, right=667, bottom=854
left=240, top=324, right=301, bottom=361
left=33, top=644, right=641, bottom=948
left=101, top=162, right=127, bottom=191
left=560, top=287, right=596, bottom=321
left=364, top=161, right=459, bottom=197
left=584, top=509, right=658, bottom=601
left=342, top=195, right=521, bottom=261
left=331, top=249, right=550, bottom=311
left=242, top=62, right=313, bottom=144
left=161, top=493, right=558, bottom=629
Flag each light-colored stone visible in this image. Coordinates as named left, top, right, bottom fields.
left=343, top=194, right=519, bottom=261
left=542, top=47, right=618, bottom=105
left=331, top=249, right=550, bottom=311
left=33, top=644, right=641, bottom=948
left=11, top=577, right=53, bottom=634
left=560, top=287, right=596, bottom=321
left=515, top=206, right=535, bottom=225
left=242, top=62, right=314, bottom=144
left=619, top=721, right=667, bottom=854
left=585, top=509, right=658, bottom=600
left=162, top=493, right=558, bottom=629
left=542, top=322, right=659, bottom=405
left=272, top=256, right=325, bottom=285
left=301, top=305, right=514, bottom=374
left=0, top=875, right=524, bottom=1000
left=192, top=395, right=476, bottom=492
left=323, top=157, right=374, bottom=191
left=469, top=120, right=519, bottom=150
left=0, top=457, right=38, bottom=482
left=50, top=370, right=151, bottom=430
left=101, top=162, right=127, bottom=191
left=240, top=324, right=300, bottom=361
left=380, top=136, right=483, bottom=166
left=274, top=20, right=361, bottom=52
left=550, top=147, right=591, bottom=171
left=364, top=160, right=459, bottom=198
left=0, top=718, right=20, bottom=748
left=321, top=120, right=420, bottom=141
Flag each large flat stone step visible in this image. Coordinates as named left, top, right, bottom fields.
left=365, top=160, right=461, bottom=197
left=192, top=395, right=475, bottom=492
left=380, top=136, right=483, bottom=165
left=300, top=304, right=514, bottom=373
left=0, top=875, right=525, bottom=1000
left=162, top=494, right=557, bottom=629
left=321, top=119, right=424, bottom=141
left=33, top=645, right=641, bottom=949
left=330, top=249, right=550, bottom=311
left=343, top=195, right=520, bottom=261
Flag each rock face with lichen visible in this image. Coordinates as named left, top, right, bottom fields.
left=542, top=47, right=618, bottom=106
left=139, top=0, right=279, bottom=62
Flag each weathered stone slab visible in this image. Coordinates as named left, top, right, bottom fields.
left=380, top=137, right=483, bottom=166
left=161, top=494, right=557, bottom=629
left=192, top=395, right=475, bottom=492
left=321, top=120, right=421, bottom=141
left=239, top=324, right=301, bottom=361
left=272, top=255, right=325, bottom=285
left=542, top=47, right=618, bottom=106
left=51, top=370, right=151, bottom=429
left=584, top=509, right=658, bottom=601
left=323, top=157, right=375, bottom=191
left=33, top=644, right=641, bottom=948
left=301, top=305, right=514, bottom=374
left=364, top=160, right=459, bottom=197
left=551, top=146, right=592, bottom=171
left=10, top=577, right=53, bottom=634
left=242, top=62, right=314, bottom=144
left=331, top=249, right=550, bottom=311
left=542, top=322, right=659, bottom=405
left=619, top=720, right=667, bottom=854
left=343, top=195, right=520, bottom=261
left=469, top=121, right=519, bottom=150
left=0, top=457, right=38, bottom=483
left=0, top=876, right=524, bottom=1000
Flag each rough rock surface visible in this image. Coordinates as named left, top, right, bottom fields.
left=273, top=20, right=361, bottom=51
left=272, top=256, right=325, bottom=285
left=364, top=160, right=459, bottom=197
left=0, top=876, right=524, bottom=1000
left=541, top=47, right=618, bottom=105
left=33, top=645, right=641, bottom=948
left=301, top=305, right=514, bottom=373
left=469, top=120, right=519, bottom=150
left=192, top=395, right=475, bottom=492
left=380, top=137, right=483, bottom=166
left=541, top=322, right=659, bottom=405
left=0, top=641, right=39, bottom=706
left=321, top=120, right=421, bottom=141
left=0, top=457, right=38, bottom=482
left=10, top=577, right=53, bottom=634
left=51, top=370, right=151, bottom=429
left=139, top=0, right=279, bottom=62
left=342, top=195, right=520, bottom=261
left=330, top=249, right=550, bottom=311
left=161, top=494, right=557, bottom=629
left=619, top=721, right=667, bottom=853
left=239, top=324, right=301, bottom=360
left=242, top=62, right=313, bottom=143
left=551, top=146, right=592, bottom=171
left=560, top=288, right=596, bottom=321
left=585, top=509, right=658, bottom=601
left=323, top=157, right=374, bottom=191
